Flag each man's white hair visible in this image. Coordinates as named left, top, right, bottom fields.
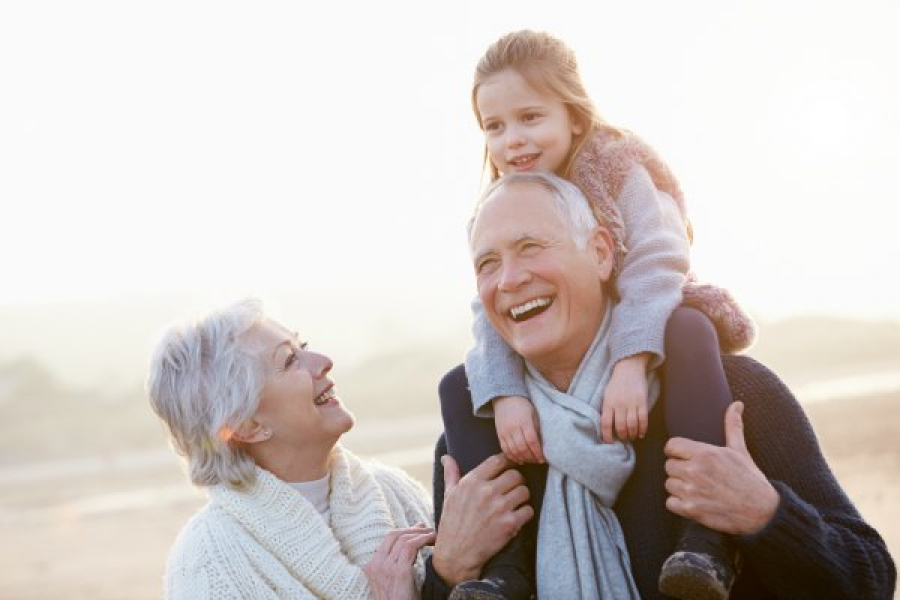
left=468, top=171, right=600, bottom=249
left=146, top=298, right=267, bottom=489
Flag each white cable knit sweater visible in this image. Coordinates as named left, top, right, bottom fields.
left=164, top=445, right=433, bottom=599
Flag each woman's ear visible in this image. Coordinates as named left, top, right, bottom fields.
left=230, top=419, right=272, bottom=444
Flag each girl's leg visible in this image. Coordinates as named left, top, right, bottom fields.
left=662, top=306, right=732, bottom=445
left=659, top=306, right=739, bottom=600
left=437, top=364, right=535, bottom=599
left=439, top=363, right=502, bottom=475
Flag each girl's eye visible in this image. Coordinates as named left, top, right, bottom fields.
left=483, top=121, right=502, bottom=134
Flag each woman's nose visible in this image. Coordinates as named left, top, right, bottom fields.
left=310, top=352, right=333, bottom=379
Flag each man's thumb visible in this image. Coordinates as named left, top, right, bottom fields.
left=724, top=401, right=749, bottom=454
left=441, top=454, right=461, bottom=491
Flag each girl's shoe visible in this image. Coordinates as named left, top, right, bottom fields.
left=658, top=522, right=740, bottom=600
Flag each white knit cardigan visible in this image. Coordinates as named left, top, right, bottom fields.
left=164, top=445, right=433, bottom=599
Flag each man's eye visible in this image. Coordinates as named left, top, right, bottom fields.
left=477, top=258, right=498, bottom=274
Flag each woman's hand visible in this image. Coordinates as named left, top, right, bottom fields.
left=363, top=523, right=436, bottom=600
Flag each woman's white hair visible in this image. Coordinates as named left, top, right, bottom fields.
left=467, top=171, right=600, bottom=248
left=146, top=298, right=267, bottom=489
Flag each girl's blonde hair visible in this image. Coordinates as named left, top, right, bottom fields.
left=471, top=29, right=623, bottom=181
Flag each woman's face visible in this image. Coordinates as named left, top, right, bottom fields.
left=247, top=319, right=354, bottom=452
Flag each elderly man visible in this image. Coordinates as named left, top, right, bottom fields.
left=426, top=172, right=896, bottom=599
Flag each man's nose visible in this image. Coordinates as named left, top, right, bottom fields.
left=498, top=258, right=531, bottom=291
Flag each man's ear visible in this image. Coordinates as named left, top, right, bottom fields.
left=230, top=419, right=272, bottom=444
left=589, top=226, right=616, bottom=281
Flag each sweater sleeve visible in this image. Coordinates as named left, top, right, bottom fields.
left=464, top=295, right=528, bottom=416
left=732, top=359, right=896, bottom=599
left=608, top=165, right=690, bottom=368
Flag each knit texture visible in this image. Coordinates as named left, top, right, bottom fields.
left=426, top=356, right=897, bottom=600
left=571, top=128, right=757, bottom=353
left=164, top=445, right=433, bottom=599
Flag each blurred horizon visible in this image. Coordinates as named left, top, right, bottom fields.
left=2, top=291, right=900, bottom=395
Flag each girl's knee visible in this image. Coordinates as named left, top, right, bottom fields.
left=666, top=306, right=719, bottom=356
left=438, top=364, right=470, bottom=417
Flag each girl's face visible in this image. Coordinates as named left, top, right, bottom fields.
left=476, top=68, right=582, bottom=176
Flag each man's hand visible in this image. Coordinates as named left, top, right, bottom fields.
left=494, top=395, right=545, bottom=464
left=601, top=354, right=650, bottom=443
left=432, top=454, right=534, bottom=586
left=363, top=524, right=436, bottom=600
left=664, top=401, right=780, bottom=535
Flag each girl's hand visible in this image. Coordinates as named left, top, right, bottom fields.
left=494, top=395, right=545, bottom=464
left=601, top=354, right=650, bottom=443
left=363, top=523, right=436, bottom=600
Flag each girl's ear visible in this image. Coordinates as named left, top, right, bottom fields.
left=230, top=419, right=273, bottom=444
left=569, top=109, right=584, bottom=136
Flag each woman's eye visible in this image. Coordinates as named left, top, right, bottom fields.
left=284, top=342, right=309, bottom=369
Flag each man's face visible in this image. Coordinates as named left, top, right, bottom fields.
left=470, top=181, right=613, bottom=386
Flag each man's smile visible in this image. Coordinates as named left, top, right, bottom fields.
left=509, top=296, right=553, bottom=322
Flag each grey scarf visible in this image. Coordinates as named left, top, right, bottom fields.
left=526, top=305, right=659, bottom=598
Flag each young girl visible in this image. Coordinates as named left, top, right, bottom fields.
left=439, top=30, right=755, bottom=600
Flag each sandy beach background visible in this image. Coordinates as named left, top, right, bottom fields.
left=1, top=318, right=898, bottom=599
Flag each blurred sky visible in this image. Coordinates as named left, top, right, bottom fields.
left=1, top=0, right=899, bottom=386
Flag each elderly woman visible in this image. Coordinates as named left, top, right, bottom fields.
left=147, top=298, right=438, bottom=599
